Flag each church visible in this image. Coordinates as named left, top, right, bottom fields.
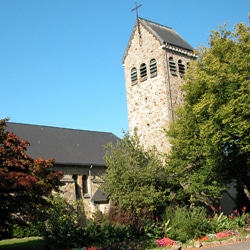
left=6, top=122, right=119, bottom=219
left=6, top=15, right=212, bottom=218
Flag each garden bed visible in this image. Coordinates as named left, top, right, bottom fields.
left=166, top=233, right=250, bottom=250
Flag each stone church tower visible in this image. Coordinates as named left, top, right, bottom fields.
left=122, top=17, right=196, bottom=153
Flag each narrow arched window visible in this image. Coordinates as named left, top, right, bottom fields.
left=131, top=67, right=138, bottom=85
left=72, top=174, right=80, bottom=199
left=169, top=57, right=177, bottom=75
left=140, top=63, right=147, bottom=81
left=150, top=59, right=157, bottom=78
left=178, top=60, right=185, bottom=77
left=82, top=175, right=88, bottom=195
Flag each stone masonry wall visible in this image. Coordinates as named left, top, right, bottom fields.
left=123, top=22, right=195, bottom=153
left=53, top=165, right=108, bottom=220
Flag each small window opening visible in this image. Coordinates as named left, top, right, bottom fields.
left=131, top=67, right=138, bottom=85
left=178, top=60, right=185, bottom=77
left=169, top=57, right=177, bottom=75
left=140, top=63, right=147, bottom=81
left=150, top=59, right=157, bottom=78
left=73, top=174, right=80, bottom=199
left=187, top=62, right=190, bottom=69
left=82, top=175, right=88, bottom=195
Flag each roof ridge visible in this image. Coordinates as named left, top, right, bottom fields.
left=138, top=17, right=173, bottom=30
left=7, top=122, right=115, bottom=135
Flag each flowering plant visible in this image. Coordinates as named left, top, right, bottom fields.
left=195, top=235, right=210, bottom=241
left=155, top=237, right=176, bottom=247
left=215, top=231, right=233, bottom=239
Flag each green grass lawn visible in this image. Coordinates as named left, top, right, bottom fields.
left=0, top=237, right=46, bottom=250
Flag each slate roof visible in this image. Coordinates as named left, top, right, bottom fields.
left=122, top=17, right=194, bottom=63
left=91, top=187, right=109, bottom=203
left=6, top=122, right=120, bottom=166
left=139, top=18, right=193, bottom=51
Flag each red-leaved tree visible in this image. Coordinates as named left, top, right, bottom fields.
left=0, top=119, right=63, bottom=238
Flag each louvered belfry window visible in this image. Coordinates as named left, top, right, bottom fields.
left=169, top=57, right=177, bottom=75
left=140, top=63, right=147, bottom=81
left=150, top=59, right=157, bottom=78
left=131, top=67, right=138, bottom=85
left=178, top=60, right=185, bottom=77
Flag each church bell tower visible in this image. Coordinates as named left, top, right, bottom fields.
left=122, top=14, right=196, bottom=153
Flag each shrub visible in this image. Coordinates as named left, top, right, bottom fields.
left=83, top=219, right=136, bottom=246
left=210, top=208, right=249, bottom=232
left=162, top=206, right=212, bottom=242
left=142, top=219, right=165, bottom=240
left=12, top=221, right=44, bottom=238
left=43, top=195, right=85, bottom=250
left=108, top=203, right=153, bottom=234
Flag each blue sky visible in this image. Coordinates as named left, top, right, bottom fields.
left=0, top=1, right=249, bottom=138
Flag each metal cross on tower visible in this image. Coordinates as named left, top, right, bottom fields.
left=131, top=2, right=142, bottom=36
left=131, top=1, right=142, bottom=20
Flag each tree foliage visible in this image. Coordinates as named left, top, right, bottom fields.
left=167, top=23, right=250, bottom=206
left=0, top=118, right=63, bottom=238
left=103, top=133, right=168, bottom=224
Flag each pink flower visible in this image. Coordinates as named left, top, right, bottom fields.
left=155, top=237, right=176, bottom=247
left=210, top=205, right=216, bottom=212
left=87, top=247, right=96, bottom=250
left=216, top=231, right=231, bottom=239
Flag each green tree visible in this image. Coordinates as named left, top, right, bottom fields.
left=0, top=118, right=63, bottom=238
left=44, top=195, right=85, bottom=250
left=103, top=133, right=168, bottom=226
left=167, top=23, right=250, bottom=206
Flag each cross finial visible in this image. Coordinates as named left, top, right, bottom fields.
left=131, top=1, right=142, bottom=20
left=131, top=1, right=142, bottom=37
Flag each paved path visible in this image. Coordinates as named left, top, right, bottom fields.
left=205, top=241, right=250, bottom=249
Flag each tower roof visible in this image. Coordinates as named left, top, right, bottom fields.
left=139, top=18, right=193, bottom=51
left=122, top=17, right=194, bottom=63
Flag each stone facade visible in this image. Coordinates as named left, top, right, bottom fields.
left=53, top=165, right=109, bottom=220
left=123, top=19, right=196, bottom=153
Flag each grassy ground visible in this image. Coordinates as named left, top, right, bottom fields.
left=0, top=237, right=46, bottom=250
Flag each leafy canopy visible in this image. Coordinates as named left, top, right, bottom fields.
left=0, top=119, right=63, bottom=238
left=103, top=133, right=168, bottom=218
left=167, top=22, right=250, bottom=205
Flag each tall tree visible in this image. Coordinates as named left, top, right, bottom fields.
left=167, top=23, right=250, bottom=206
left=0, top=119, right=63, bottom=238
left=103, top=133, right=168, bottom=226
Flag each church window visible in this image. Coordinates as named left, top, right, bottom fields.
left=72, top=174, right=80, bottom=199
left=82, top=175, right=88, bottom=195
left=131, top=67, right=138, bottom=85
left=187, top=62, right=190, bottom=69
left=150, top=59, right=157, bottom=78
left=140, top=63, right=147, bottom=81
left=169, top=57, right=177, bottom=75
left=178, top=60, right=185, bottom=77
